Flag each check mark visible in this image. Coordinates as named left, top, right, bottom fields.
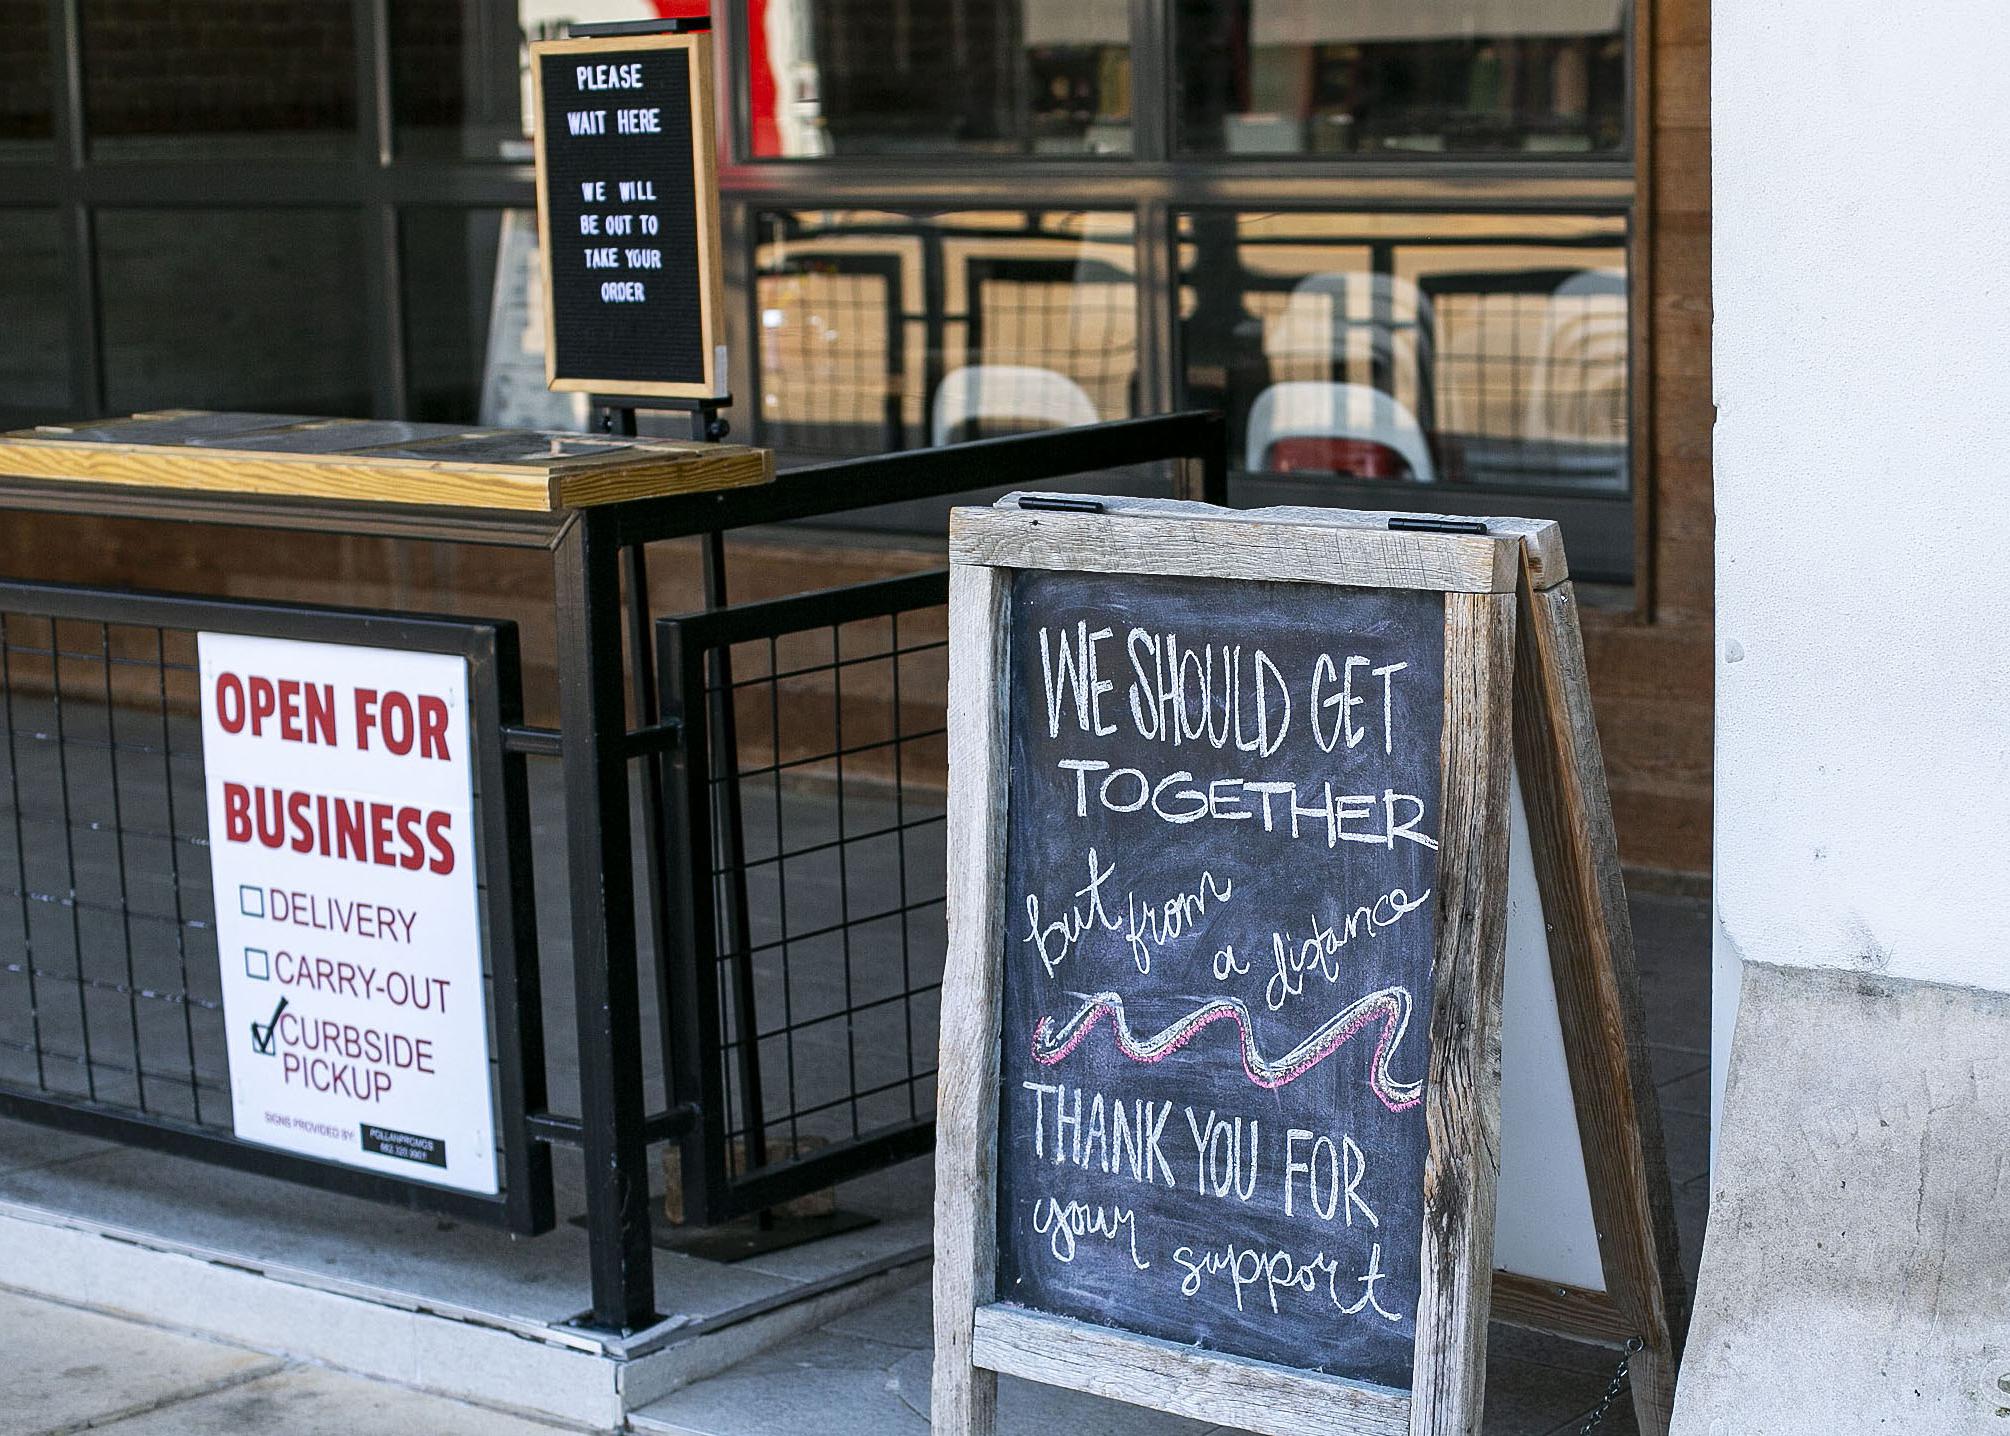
left=250, top=996, right=287, bottom=1057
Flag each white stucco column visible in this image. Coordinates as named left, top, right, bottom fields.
left=1711, top=0, right=2010, bottom=1122
left=1685, top=6, right=2010, bottom=1427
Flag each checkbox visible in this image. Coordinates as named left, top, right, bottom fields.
left=244, top=947, right=270, bottom=981
left=239, top=885, right=264, bottom=918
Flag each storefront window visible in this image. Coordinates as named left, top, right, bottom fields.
left=1180, top=208, right=1630, bottom=567
left=394, top=0, right=1136, bottom=162
left=403, top=208, right=505, bottom=422
left=1176, top=0, right=1628, bottom=157
left=82, top=1, right=357, bottom=159
left=98, top=210, right=370, bottom=416
left=391, top=1, right=671, bottom=161
left=0, top=0, right=53, bottom=158
left=0, top=211, right=69, bottom=425
left=402, top=205, right=592, bottom=430
left=391, top=2, right=523, bottom=161
left=754, top=209, right=1136, bottom=462
left=745, top=0, right=1132, bottom=158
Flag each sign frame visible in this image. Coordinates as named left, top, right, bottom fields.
left=933, top=502, right=1522, bottom=1436
left=529, top=29, right=727, bottom=400
left=29, top=589, right=556, bottom=1236
left=191, top=600, right=550, bottom=1234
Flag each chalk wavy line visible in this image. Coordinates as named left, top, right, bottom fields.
left=1032, top=988, right=1423, bottom=1112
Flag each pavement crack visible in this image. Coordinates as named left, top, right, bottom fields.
left=36, top=1357, right=293, bottom=1435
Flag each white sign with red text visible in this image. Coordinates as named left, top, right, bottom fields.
left=199, top=633, right=498, bottom=1195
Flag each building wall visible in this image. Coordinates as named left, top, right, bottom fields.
left=0, top=4, right=1719, bottom=877
left=1582, top=0, right=1712, bottom=882
left=1711, top=0, right=2010, bottom=1077
left=1677, top=15, right=2010, bottom=1419
left=79, top=0, right=358, bottom=139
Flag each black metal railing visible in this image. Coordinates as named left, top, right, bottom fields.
left=0, top=585, right=551, bottom=1233
left=0, top=409, right=1227, bottom=1335
left=658, top=570, right=948, bottom=1223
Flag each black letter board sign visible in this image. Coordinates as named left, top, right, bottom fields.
left=530, top=30, right=724, bottom=398
left=996, top=569, right=1445, bottom=1390
left=934, top=496, right=1690, bottom=1436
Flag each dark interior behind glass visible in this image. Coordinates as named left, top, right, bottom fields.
left=1175, top=0, right=1627, bottom=157
left=747, top=0, right=1133, bottom=157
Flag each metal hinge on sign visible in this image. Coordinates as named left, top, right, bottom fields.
left=1578, top=1337, right=1645, bottom=1433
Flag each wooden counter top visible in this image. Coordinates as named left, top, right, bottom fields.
left=0, top=410, right=773, bottom=513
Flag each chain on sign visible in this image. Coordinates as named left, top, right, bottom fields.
left=1577, top=1337, right=1645, bottom=1434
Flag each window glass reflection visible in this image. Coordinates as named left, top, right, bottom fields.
left=1177, top=0, right=1628, bottom=156
left=388, top=1, right=660, bottom=161
left=748, top=0, right=1131, bottom=158
left=0, top=0, right=53, bottom=158
left=99, top=210, right=370, bottom=415
left=755, top=210, right=1135, bottom=462
left=403, top=207, right=504, bottom=423
left=402, top=206, right=593, bottom=429
left=1180, top=210, right=1628, bottom=494
left=0, top=211, right=69, bottom=424
left=391, top=1, right=523, bottom=160
left=398, top=1, right=1136, bottom=161
left=83, top=1, right=357, bottom=158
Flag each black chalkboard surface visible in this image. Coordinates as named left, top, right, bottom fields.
left=531, top=33, right=721, bottom=396
left=996, top=569, right=1446, bottom=1391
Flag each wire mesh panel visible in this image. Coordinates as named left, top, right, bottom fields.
left=0, top=613, right=222, bottom=1122
left=658, top=571, right=949, bottom=1219
left=0, top=583, right=549, bottom=1231
left=755, top=252, right=909, bottom=460
left=959, top=256, right=1139, bottom=437
left=1421, top=266, right=1629, bottom=491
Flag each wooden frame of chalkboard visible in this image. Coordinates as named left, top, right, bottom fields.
left=1270, top=504, right=1685, bottom=1433
left=934, top=497, right=1687, bottom=1436
left=1499, top=554, right=1688, bottom=1428
left=529, top=30, right=726, bottom=400
left=934, top=502, right=1523, bottom=1436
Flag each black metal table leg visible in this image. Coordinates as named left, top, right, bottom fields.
left=555, top=510, right=663, bottom=1333
left=700, top=530, right=769, bottom=1180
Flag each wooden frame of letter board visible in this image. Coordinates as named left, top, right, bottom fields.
left=529, top=29, right=726, bottom=399
left=934, top=502, right=1522, bottom=1436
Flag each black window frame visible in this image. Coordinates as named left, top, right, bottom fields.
left=711, top=0, right=1646, bottom=583
left=0, top=0, right=536, bottom=432
left=0, top=0, right=1647, bottom=582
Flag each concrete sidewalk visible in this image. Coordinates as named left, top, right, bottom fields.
left=628, top=1268, right=1663, bottom=1436
left=3, top=1266, right=1657, bottom=1436
left=0, top=1286, right=575, bottom=1434
left=2, top=888, right=1710, bottom=1434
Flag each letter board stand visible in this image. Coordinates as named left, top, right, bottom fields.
left=535, top=15, right=748, bottom=1034
left=932, top=497, right=1684, bottom=1436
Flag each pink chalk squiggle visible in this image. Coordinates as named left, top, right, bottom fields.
left=1032, top=987, right=1422, bottom=1112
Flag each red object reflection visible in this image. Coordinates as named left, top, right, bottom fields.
left=656, top=1, right=781, bottom=158
left=1262, top=436, right=1414, bottom=480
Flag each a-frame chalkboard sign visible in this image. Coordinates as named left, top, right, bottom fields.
left=529, top=26, right=725, bottom=399
left=933, top=497, right=1685, bottom=1436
